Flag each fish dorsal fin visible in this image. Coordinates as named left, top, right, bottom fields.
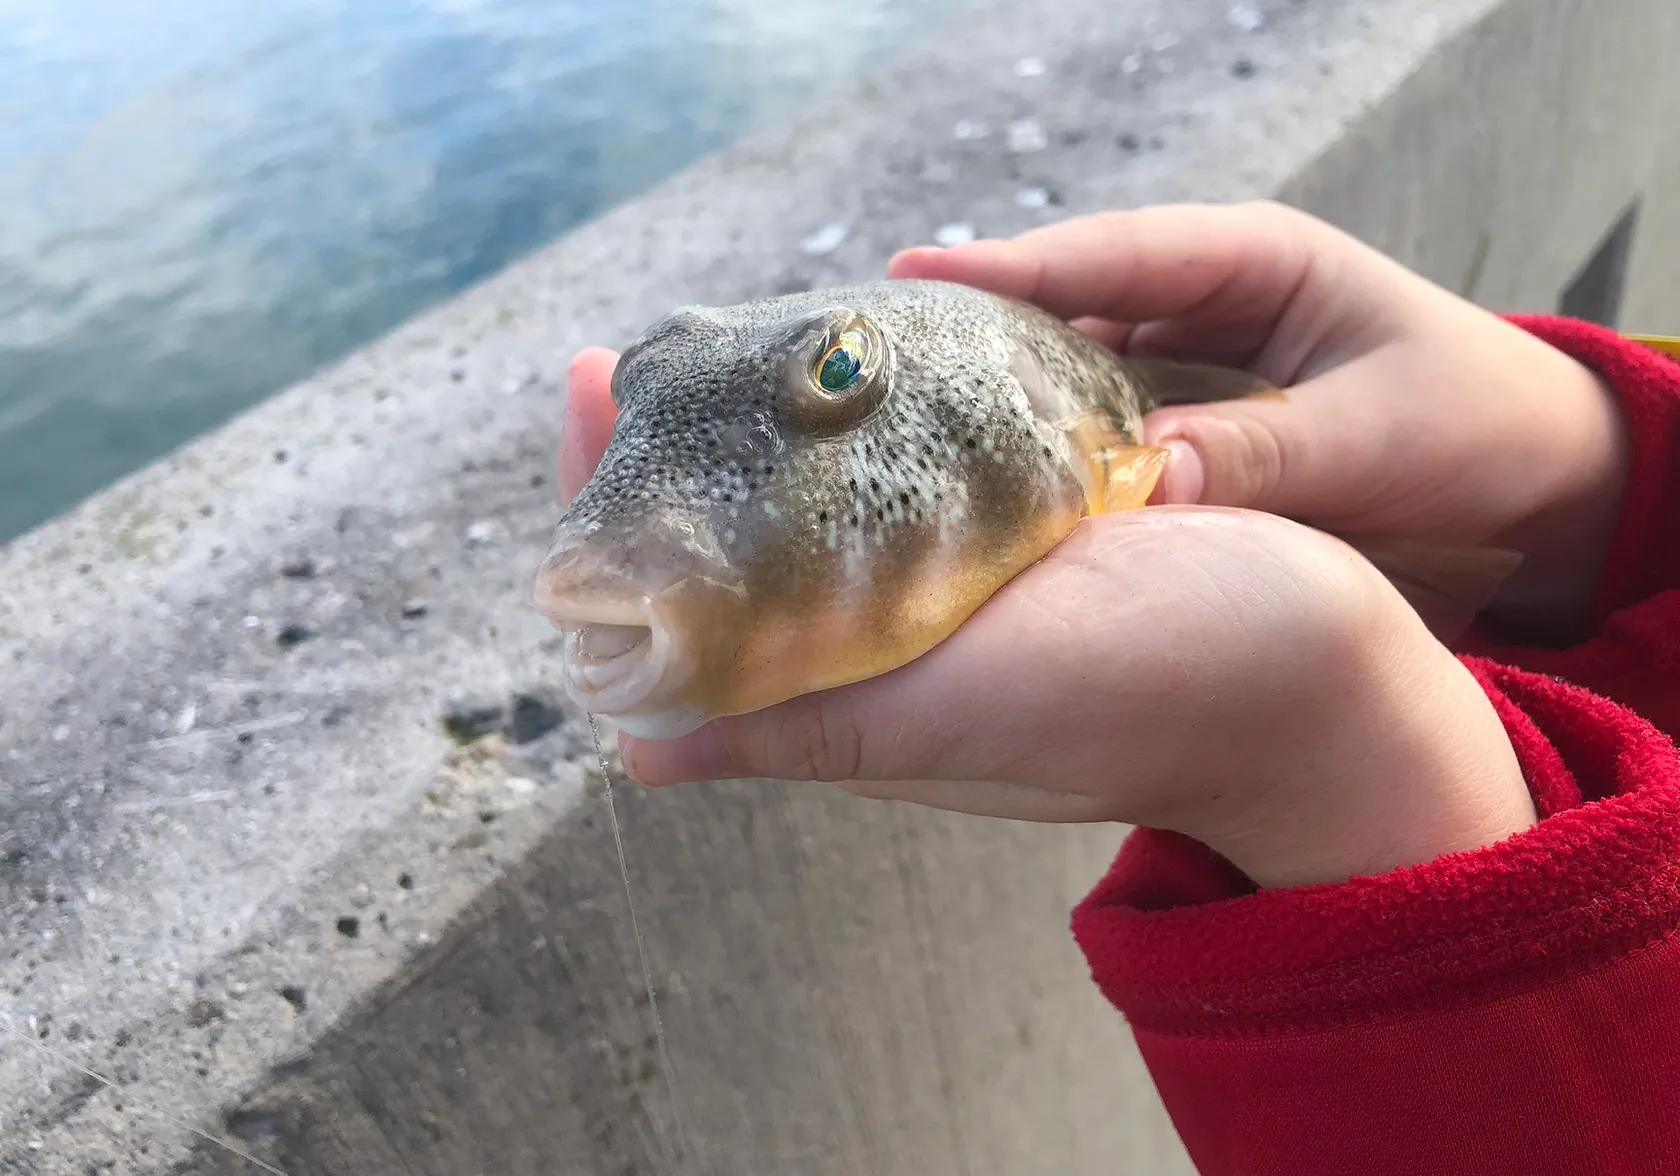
left=1339, top=534, right=1526, bottom=644
left=1125, top=356, right=1285, bottom=407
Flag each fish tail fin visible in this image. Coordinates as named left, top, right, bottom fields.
left=1339, top=533, right=1525, bottom=644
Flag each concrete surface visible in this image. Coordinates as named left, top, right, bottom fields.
left=2, top=0, right=1677, bottom=1173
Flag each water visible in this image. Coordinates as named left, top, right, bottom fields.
left=0, top=0, right=980, bottom=544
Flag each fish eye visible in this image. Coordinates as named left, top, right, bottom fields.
left=816, top=328, right=868, bottom=393
left=778, top=308, right=890, bottom=435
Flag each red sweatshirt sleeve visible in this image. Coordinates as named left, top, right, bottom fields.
left=1072, top=318, right=1680, bottom=1176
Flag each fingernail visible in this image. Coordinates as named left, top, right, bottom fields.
left=886, top=246, right=946, bottom=275
left=1161, top=438, right=1205, bottom=505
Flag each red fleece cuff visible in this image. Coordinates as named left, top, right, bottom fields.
left=1071, top=661, right=1680, bottom=1037
left=1503, top=315, right=1680, bottom=621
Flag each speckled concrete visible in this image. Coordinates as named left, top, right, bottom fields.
left=1, top=0, right=1675, bottom=1172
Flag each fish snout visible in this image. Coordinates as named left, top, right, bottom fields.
left=531, top=516, right=731, bottom=736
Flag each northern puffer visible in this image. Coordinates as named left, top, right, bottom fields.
left=532, top=279, right=1516, bottom=739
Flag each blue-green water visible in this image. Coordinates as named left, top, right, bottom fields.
left=0, top=0, right=976, bottom=542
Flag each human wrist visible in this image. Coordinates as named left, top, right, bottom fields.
left=1185, top=607, right=1537, bottom=890
left=1485, top=341, right=1631, bottom=642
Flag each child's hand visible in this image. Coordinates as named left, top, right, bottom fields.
left=889, top=201, right=1631, bottom=644
left=557, top=349, right=1534, bottom=890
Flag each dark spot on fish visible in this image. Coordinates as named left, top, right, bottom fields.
left=1119, top=133, right=1141, bottom=151
left=322, top=704, right=352, bottom=727
left=849, top=515, right=859, bottom=526
left=237, top=731, right=254, bottom=745
left=875, top=509, right=884, bottom=521
left=899, top=492, right=910, bottom=506
left=1043, top=447, right=1053, bottom=457
left=398, top=872, right=415, bottom=889
left=273, top=449, right=288, bottom=464
left=1232, top=58, right=1256, bottom=78
left=965, top=438, right=978, bottom=449
left=280, top=557, right=317, bottom=580
left=335, top=917, right=360, bottom=939
left=818, top=511, right=828, bottom=522
left=279, top=986, right=308, bottom=1014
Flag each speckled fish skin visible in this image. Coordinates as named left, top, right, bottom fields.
left=533, top=278, right=1243, bottom=739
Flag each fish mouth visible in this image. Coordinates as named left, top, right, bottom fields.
left=531, top=578, right=706, bottom=738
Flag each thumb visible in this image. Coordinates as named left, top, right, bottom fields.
left=1143, top=399, right=1301, bottom=512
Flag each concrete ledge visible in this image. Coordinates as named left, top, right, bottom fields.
left=2, top=0, right=1675, bottom=1172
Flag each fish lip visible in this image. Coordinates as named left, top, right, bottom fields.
left=532, top=577, right=687, bottom=719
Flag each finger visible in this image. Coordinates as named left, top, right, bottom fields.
left=1070, top=316, right=1133, bottom=353
left=557, top=348, right=620, bottom=505
left=887, top=201, right=1322, bottom=353
left=1139, top=362, right=1413, bottom=523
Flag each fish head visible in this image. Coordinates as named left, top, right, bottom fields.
left=534, top=281, right=1094, bottom=739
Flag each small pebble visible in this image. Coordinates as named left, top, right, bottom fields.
left=505, top=777, right=538, bottom=795
left=465, top=520, right=502, bottom=545
left=934, top=222, right=978, bottom=248
left=1015, top=187, right=1051, bottom=210
left=798, top=222, right=849, bottom=255
left=1007, top=118, right=1048, bottom=152
left=1227, top=3, right=1266, bottom=32
left=952, top=118, right=990, bottom=141
left=1013, top=56, right=1046, bottom=77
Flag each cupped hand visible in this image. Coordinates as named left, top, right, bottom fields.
left=557, top=347, right=1534, bottom=889
left=888, top=201, right=1631, bottom=644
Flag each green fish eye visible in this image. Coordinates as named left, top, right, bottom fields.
left=817, top=343, right=862, bottom=393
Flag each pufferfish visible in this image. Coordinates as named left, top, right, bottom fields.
left=532, top=279, right=1517, bottom=740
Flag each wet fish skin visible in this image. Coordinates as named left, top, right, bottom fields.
left=532, top=278, right=1514, bottom=739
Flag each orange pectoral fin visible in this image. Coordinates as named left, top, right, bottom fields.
left=1092, top=443, right=1171, bottom=513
